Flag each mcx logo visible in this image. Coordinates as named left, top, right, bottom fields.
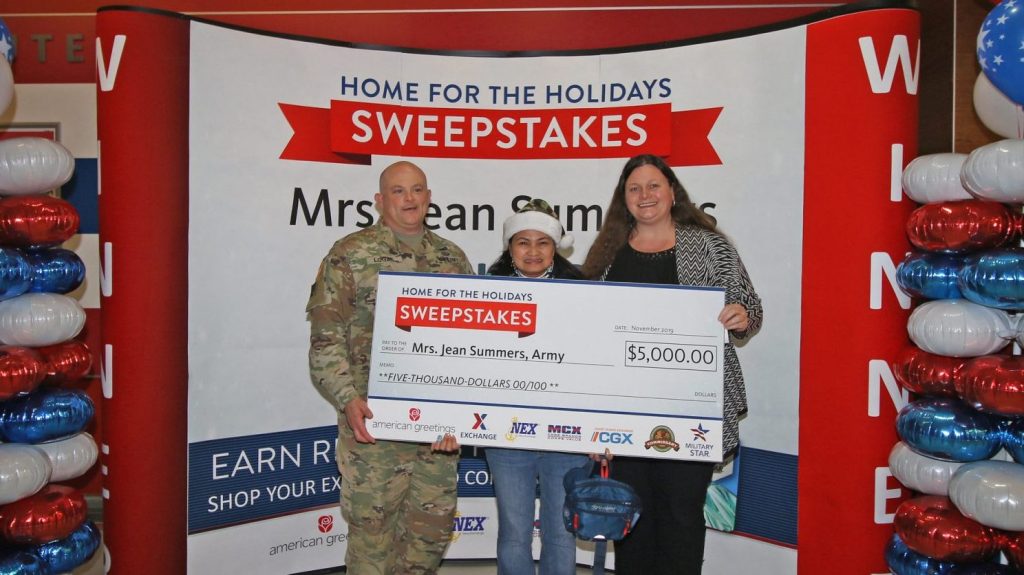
left=591, top=431, right=633, bottom=445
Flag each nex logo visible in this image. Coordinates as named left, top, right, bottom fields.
left=510, top=422, right=538, bottom=435
left=473, top=413, right=487, bottom=430
left=592, top=431, right=633, bottom=444
left=453, top=515, right=487, bottom=532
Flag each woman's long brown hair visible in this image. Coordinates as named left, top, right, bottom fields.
left=581, top=154, right=716, bottom=279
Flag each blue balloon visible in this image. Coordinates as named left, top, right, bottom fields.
left=897, top=252, right=964, bottom=300
left=896, top=397, right=1003, bottom=462
left=885, top=533, right=957, bottom=575
left=23, top=248, right=85, bottom=294
left=1000, top=417, right=1024, bottom=463
left=0, top=551, right=46, bottom=575
left=978, top=1, right=1024, bottom=105
left=0, top=387, right=94, bottom=443
left=32, top=520, right=100, bottom=573
left=0, top=249, right=32, bottom=302
left=959, top=249, right=1024, bottom=311
left=0, top=18, right=13, bottom=63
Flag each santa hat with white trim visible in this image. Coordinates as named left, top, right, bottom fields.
left=502, top=198, right=574, bottom=250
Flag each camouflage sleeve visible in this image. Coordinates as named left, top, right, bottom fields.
left=306, top=251, right=359, bottom=412
left=454, top=244, right=475, bottom=275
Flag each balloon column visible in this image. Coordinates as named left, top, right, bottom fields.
left=0, top=20, right=101, bottom=575
left=887, top=4, right=1024, bottom=572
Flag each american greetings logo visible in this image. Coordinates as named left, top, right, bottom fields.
left=318, top=515, right=334, bottom=533
left=409, top=408, right=421, bottom=422
left=394, top=297, right=537, bottom=336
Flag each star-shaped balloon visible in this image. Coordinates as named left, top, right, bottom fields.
left=977, top=0, right=1024, bottom=104
left=0, top=18, right=14, bottom=63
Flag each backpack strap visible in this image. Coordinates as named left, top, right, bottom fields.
left=592, top=539, right=607, bottom=575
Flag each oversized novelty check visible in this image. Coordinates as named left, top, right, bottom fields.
left=367, top=272, right=726, bottom=461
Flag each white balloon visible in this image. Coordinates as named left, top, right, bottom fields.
left=32, top=432, right=98, bottom=482
left=949, top=460, right=1024, bottom=531
left=961, top=138, right=1024, bottom=203
left=0, top=443, right=52, bottom=505
left=974, top=72, right=1024, bottom=140
left=907, top=299, right=1015, bottom=357
left=0, top=56, right=11, bottom=116
left=0, top=293, right=85, bottom=346
left=0, top=137, right=75, bottom=196
left=902, top=153, right=973, bottom=203
left=888, top=441, right=963, bottom=495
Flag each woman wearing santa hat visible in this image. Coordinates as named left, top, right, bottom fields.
left=484, top=198, right=588, bottom=575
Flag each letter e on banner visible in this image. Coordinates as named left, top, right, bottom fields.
left=874, top=466, right=903, bottom=523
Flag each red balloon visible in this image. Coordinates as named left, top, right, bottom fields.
left=0, top=195, right=79, bottom=248
left=35, top=340, right=92, bottom=385
left=892, top=345, right=963, bottom=397
left=906, top=200, right=1017, bottom=253
left=0, top=484, right=87, bottom=545
left=958, top=355, right=1024, bottom=416
left=0, top=345, right=46, bottom=400
left=893, top=495, right=1000, bottom=562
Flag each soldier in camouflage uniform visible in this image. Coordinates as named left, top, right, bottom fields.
left=307, top=161, right=473, bottom=574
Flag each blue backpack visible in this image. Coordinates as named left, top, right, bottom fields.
left=563, top=459, right=642, bottom=574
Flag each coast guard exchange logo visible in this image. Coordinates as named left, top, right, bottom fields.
left=644, top=425, right=680, bottom=452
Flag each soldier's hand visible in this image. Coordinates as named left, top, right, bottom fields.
left=588, top=448, right=613, bottom=462
left=344, top=397, right=375, bottom=444
left=431, top=433, right=459, bottom=453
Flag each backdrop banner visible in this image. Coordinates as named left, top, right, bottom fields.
left=95, top=3, right=918, bottom=573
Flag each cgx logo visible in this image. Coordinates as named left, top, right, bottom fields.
left=591, top=431, right=633, bottom=444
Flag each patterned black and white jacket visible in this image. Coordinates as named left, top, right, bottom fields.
left=601, top=224, right=763, bottom=459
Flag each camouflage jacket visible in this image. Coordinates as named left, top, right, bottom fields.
left=307, top=221, right=473, bottom=412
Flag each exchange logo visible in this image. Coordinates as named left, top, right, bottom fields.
left=644, top=425, right=681, bottom=452
left=409, top=407, right=421, bottom=422
left=473, top=413, right=487, bottom=430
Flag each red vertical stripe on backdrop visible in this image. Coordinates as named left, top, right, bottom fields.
left=96, top=9, right=188, bottom=575
left=799, top=8, right=918, bottom=574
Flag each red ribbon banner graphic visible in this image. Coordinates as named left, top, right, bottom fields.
left=394, top=297, right=538, bottom=337
left=280, top=101, right=721, bottom=166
